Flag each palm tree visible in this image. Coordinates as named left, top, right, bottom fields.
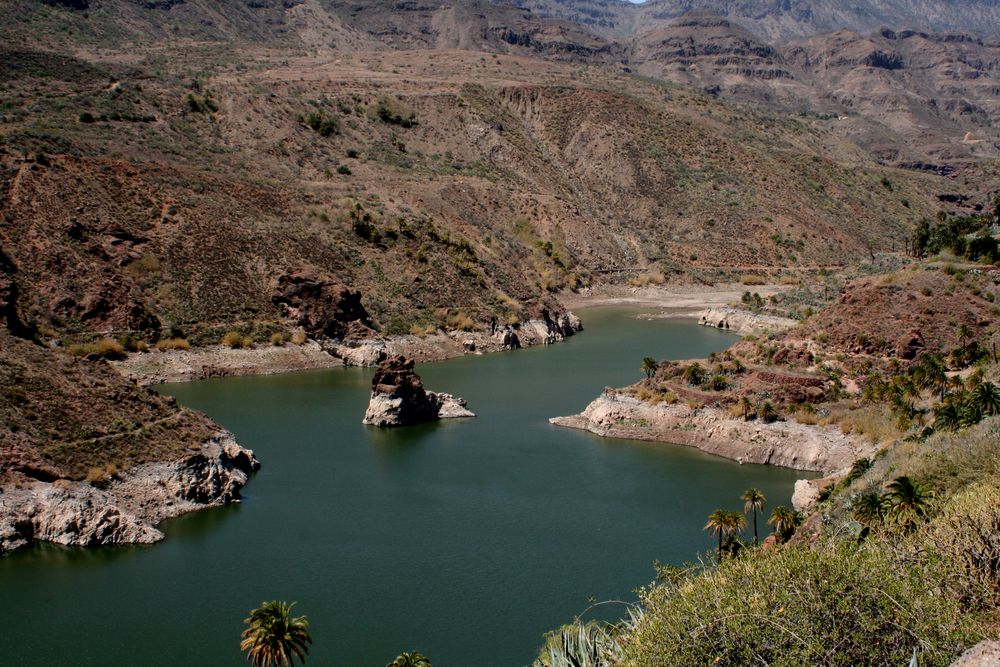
left=933, top=402, right=962, bottom=432
left=240, top=601, right=312, bottom=667
left=641, top=356, right=658, bottom=379
left=972, top=381, right=1000, bottom=417
left=848, top=457, right=872, bottom=482
left=704, top=509, right=730, bottom=559
left=683, top=362, right=707, bottom=386
left=912, top=353, right=948, bottom=400
left=767, top=506, right=800, bottom=543
left=884, top=476, right=932, bottom=531
left=705, top=510, right=744, bottom=559
left=739, top=396, right=754, bottom=421
left=956, top=323, right=973, bottom=348
left=387, top=652, right=433, bottom=667
left=852, top=491, right=884, bottom=527
left=741, top=488, right=766, bottom=545
left=757, top=401, right=780, bottom=424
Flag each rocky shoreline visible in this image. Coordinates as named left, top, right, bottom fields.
left=112, top=310, right=583, bottom=385
left=0, top=432, right=258, bottom=553
left=550, top=391, right=876, bottom=475
left=694, top=306, right=798, bottom=336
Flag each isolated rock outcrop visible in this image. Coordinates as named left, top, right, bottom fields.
left=362, top=355, right=474, bottom=426
left=0, top=433, right=259, bottom=553
left=272, top=268, right=373, bottom=340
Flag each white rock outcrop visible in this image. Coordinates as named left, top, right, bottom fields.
left=551, top=391, right=876, bottom=473
left=0, top=433, right=259, bottom=553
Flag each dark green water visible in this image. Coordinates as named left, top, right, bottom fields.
left=0, top=308, right=808, bottom=666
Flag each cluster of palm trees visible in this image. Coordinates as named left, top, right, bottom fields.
left=704, top=488, right=801, bottom=559
left=239, top=601, right=432, bottom=667
left=852, top=475, right=933, bottom=532
left=863, top=350, right=1000, bottom=434
left=738, top=396, right=780, bottom=423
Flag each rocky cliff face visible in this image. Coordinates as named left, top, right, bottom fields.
left=0, top=433, right=259, bottom=553
left=362, top=354, right=474, bottom=426
left=272, top=268, right=374, bottom=340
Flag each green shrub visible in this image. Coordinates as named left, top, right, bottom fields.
left=78, top=111, right=96, bottom=123
left=337, top=165, right=351, bottom=175
left=270, top=332, right=286, bottom=347
left=346, top=148, right=360, bottom=158
left=302, top=110, right=338, bottom=137
left=186, top=92, right=218, bottom=114
left=371, top=95, right=417, bottom=127
left=624, top=539, right=981, bottom=667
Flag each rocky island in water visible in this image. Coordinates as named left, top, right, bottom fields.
left=363, top=354, right=474, bottom=427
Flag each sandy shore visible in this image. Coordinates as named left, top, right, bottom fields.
left=112, top=341, right=344, bottom=386
left=559, top=283, right=789, bottom=315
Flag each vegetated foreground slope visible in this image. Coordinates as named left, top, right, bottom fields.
left=1, top=45, right=976, bottom=343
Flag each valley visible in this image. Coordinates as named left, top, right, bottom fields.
left=0, top=0, right=999, bottom=665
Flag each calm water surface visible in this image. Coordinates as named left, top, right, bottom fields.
left=1, top=308, right=808, bottom=666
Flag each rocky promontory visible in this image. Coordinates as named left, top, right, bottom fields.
left=362, top=354, right=474, bottom=426
left=551, top=391, right=875, bottom=474
left=0, top=432, right=258, bottom=553
left=696, top=307, right=797, bottom=336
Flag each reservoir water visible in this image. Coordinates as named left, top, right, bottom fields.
left=1, top=308, right=808, bottom=666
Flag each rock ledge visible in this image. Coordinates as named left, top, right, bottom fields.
left=0, top=432, right=259, bottom=553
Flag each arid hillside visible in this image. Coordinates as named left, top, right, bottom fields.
left=2, top=44, right=978, bottom=343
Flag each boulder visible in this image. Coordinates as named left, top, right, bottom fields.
left=272, top=268, right=373, bottom=339
left=362, top=355, right=474, bottom=426
left=951, top=640, right=1000, bottom=667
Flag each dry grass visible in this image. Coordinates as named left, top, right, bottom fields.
left=67, top=338, right=126, bottom=360
left=290, top=329, right=308, bottom=346
left=222, top=331, right=253, bottom=349
left=156, top=337, right=190, bottom=351
left=822, top=403, right=900, bottom=444
left=444, top=312, right=476, bottom=332
left=740, top=274, right=767, bottom=286
left=628, top=272, right=666, bottom=287
left=408, top=323, right=437, bottom=337
left=637, top=386, right=678, bottom=405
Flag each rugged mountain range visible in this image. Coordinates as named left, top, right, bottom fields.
left=5, top=0, right=1000, bottom=165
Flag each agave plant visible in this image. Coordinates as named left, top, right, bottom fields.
left=532, top=610, right=641, bottom=667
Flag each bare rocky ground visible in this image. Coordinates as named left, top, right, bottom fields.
left=112, top=340, right=343, bottom=386
left=551, top=391, right=874, bottom=475
left=0, top=433, right=258, bottom=553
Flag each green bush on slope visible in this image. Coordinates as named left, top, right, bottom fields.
left=623, top=538, right=981, bottom=667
